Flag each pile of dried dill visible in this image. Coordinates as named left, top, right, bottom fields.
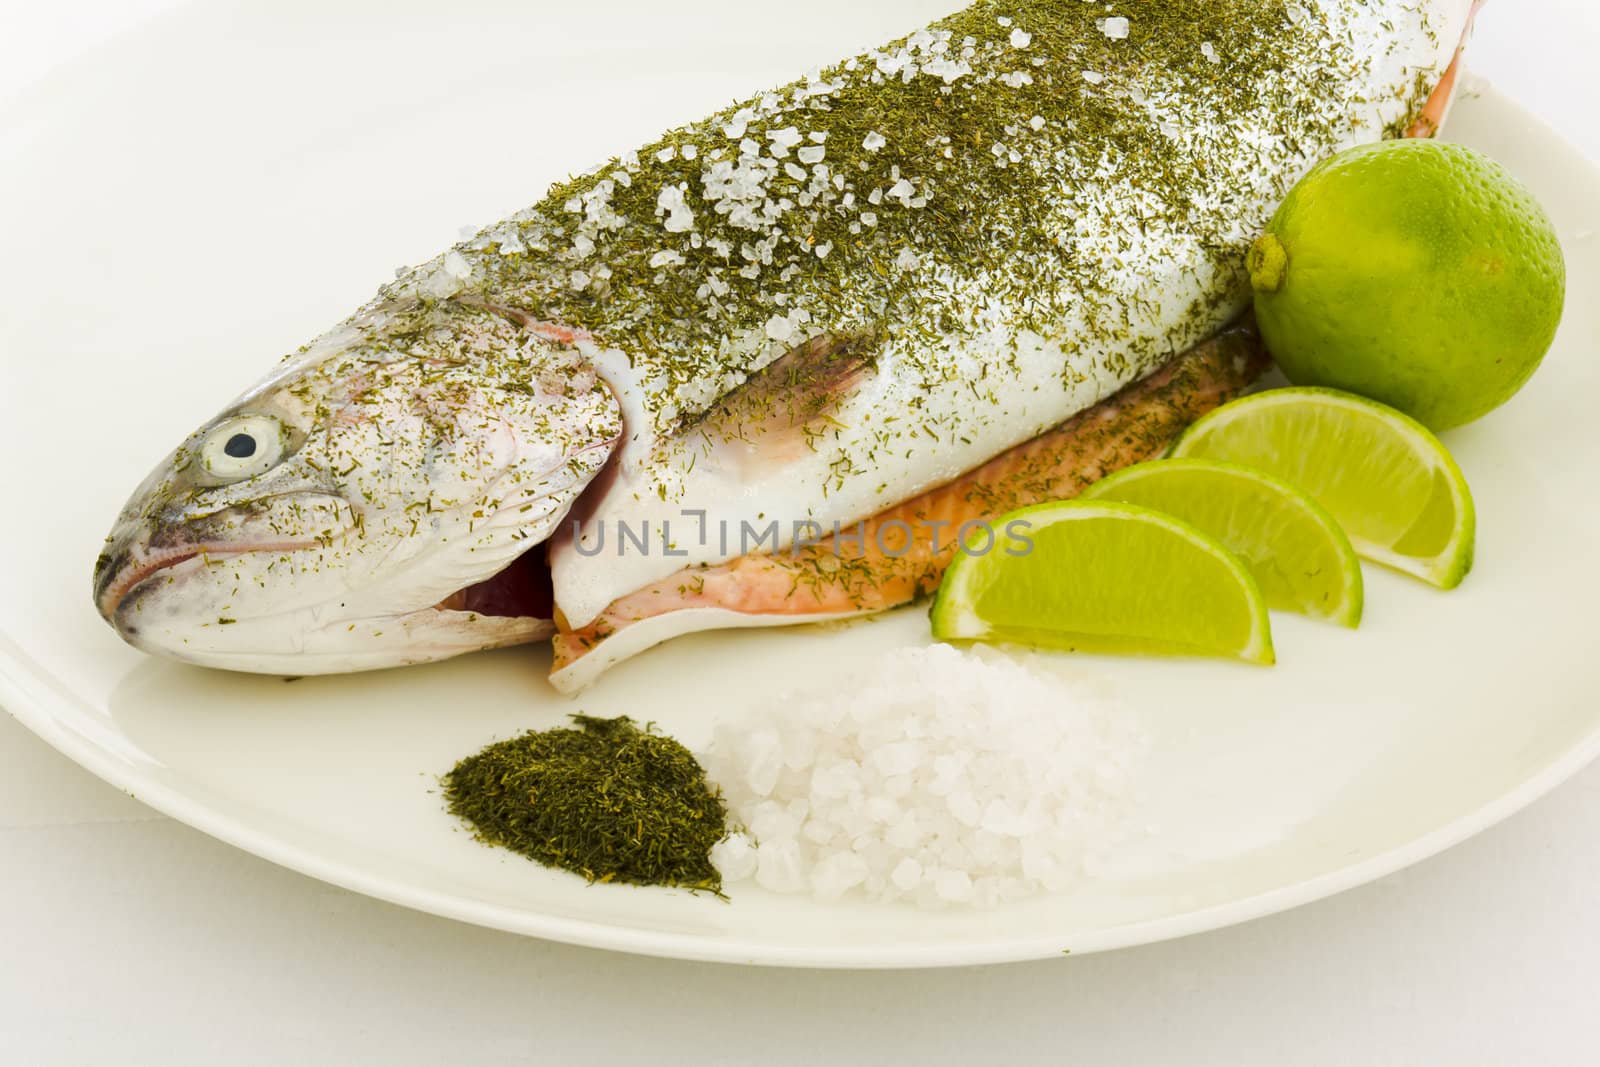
left=443, top=715, right=728, bottom=894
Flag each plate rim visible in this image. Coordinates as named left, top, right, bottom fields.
left=5, top=627, right=1598, bottom=969
left=4, top=20, right=1597, bottom=964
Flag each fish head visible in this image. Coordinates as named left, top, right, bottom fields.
left=93, top=299, right=622, bottom=673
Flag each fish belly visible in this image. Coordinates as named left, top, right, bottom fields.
left=385, top=2, right=1470, bottom=632
left=549, top=324, right=1268, bottom=690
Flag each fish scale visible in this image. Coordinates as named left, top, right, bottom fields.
left=94, top=0, right=1476, bottom=682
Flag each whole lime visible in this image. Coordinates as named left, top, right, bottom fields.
left=1248, top=140, right=1565, bottom=431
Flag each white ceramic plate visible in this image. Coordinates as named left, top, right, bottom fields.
left=2, top=1, right=1597, bottom=969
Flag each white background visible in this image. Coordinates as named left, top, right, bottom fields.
left=2, top=2, right=1598, bottom=1063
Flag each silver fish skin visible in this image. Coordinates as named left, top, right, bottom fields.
left=95, top=299, right=621, bottom=671
left=94, top=0, right=1473, bottom=675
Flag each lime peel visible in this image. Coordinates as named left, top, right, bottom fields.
left=1081, top=457, right=1364, bottom=628
left=1249, top=139, right=1565, bottom=431
left=931, top=500, right=1275, bottom=666
left=1170, top=387, right=1475, bottom=590
left=1248, top=233, right=1288, bottom=293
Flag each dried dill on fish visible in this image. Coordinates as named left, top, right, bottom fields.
left=444, top=715, right=728, bottom=894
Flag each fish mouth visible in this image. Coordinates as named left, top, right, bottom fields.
left=432, top=543, right=556, bottom=623
left=96, top=537, right=559, bottom=637
left=95, top=540, right=317, bottom=623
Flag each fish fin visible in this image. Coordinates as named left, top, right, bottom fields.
left=680, top=330, right=879, bottom=465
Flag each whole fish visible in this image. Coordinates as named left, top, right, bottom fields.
left=94, top=0, right=1476, bottom=687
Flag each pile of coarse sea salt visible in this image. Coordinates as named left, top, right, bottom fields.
left=703, top=644, right=1147, bottom=908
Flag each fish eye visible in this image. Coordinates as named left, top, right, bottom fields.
left=199, top=414, right=286, bottom=482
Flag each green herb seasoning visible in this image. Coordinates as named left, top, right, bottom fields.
left=334, top=0, right=1448, bottom=522
left=388, top=1, right=1430, bottom=431
left=444, top=715, right=729, bottom=893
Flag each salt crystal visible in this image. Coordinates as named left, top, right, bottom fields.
left=710, top=833, right=758, bottom=882
left=876, top=50, right=914, bottom=78
left=980, top=799, right=1024, bottom=836
left=769, top=126, right=803, bottom=151
left=797, top=145, right=827, bottom=165
left=1082, top=70, right=1105, bottom=85
left=764, top=314, right=795, bottom=342
left=749, top=799, right=797, bottom=841
left=863, top=131, right=888, bottom=152
left=812, top=758, right=861, bottom=799
left=924, top=57, right=972, bottom=84
left=1102, top=16, right=1130, bottom=40
left=1201, top=41, right=1220, bottom=64
left=648, top=250, right=685, bottom=269
left=934, top=868, right=974, bottom=904
left=701, top=648, right=1143, bottom=908
left=871, top=740, right=920, bottom=776
left=940, top=839, right=974, bottom=870
left=947, top=789, right=981, bottom=827
left=780, top=726, right=817, bottom=769
left=1010, top=28, right=1032, bottom=49
left=891, top=857, right=923, bottom=891
left=655, top=185, right=696, bottom=233
left=742, top=729, right=785, bottom=796
left=1020, top=839, right=1056, bottom=882
left=972, top=831, right=1008, bottom=867
left=755, top=839, right=807, bottom=893
left=885, top=815, right=921, bottom=849
left=810, top=853, right=869, bottom=902
left=864, top=796, right=899, bottom=824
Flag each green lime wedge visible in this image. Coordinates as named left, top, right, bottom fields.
left=930, top=500, right=1274, bottom=665
left=1080, top=459, right=1364, bottom=628
left=1169, top=388, right=1474, bottom=589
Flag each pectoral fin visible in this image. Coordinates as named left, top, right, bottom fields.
left=679, top=330, right=879, bottom=473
